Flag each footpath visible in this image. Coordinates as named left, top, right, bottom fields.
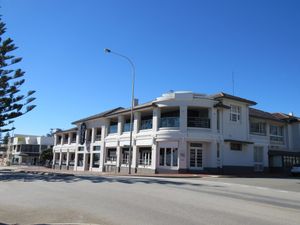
left=0, top=165, right=218, bottom=179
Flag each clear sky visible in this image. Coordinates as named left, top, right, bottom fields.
left=1, top=0, right=300, bottom=136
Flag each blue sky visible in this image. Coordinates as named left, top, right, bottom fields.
left=1, top=0, right=300, bottom=135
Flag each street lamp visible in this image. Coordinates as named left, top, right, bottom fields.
left=104, top=48, right=135, bottom=174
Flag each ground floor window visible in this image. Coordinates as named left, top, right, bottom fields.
left=92, top=153, right=100, bottom=168
left=77, top=153, right=84, bottom=167
left=190, top=143, right=203, bottom=168
left=139, top=147, right=152, bottom=166
left=61, top=153, right=67, bottom=165
left=55, top=153, right=60, bottom=165
left=69, top=153, right=75, bottom=166
left=159, top=147, right=178, bottom=167
left=121, top=148, right=130, bottom=164
left=106, top=148, right=117, bottom=163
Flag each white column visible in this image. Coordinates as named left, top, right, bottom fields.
left=211, top=108, right=217, bottom=132
left=153, top=107, right=161, bottom=132
left=151, top=141, right=158, bottom=171
left=58, top=150, right=62, bottom=169
left=91, top=128, right=96, bottom=143
left=116, top=145, right=121, bottom=170
left=52, top=150, right=56, bottom=169
left=74, top=151, right=78, bottom=171
left=134, top=112, right=141, bottom=133
left=68, top=133, right=71, bottom=145
left=89, top=152, right=93, bottom=171
left=83, top=152, right=87, bottom=170
left=180, top=105, right=187, bottom=133
left=178, top=138, right=187, bottom=170
left=118, top=116, right=124, bottom=135
left=132, top=144, right=137, bottom=171
left=66, top=150, right=70, bottom=169
left=100, top=123, right=107, bottom=172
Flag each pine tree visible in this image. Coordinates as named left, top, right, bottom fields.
left=2, top=132, right=9, bottom=144
left=0, top=17, right=36, bottom=133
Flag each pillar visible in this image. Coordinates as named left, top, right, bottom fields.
left=58, top=150, right=62, bottom=170
left=153, top=107, right=161, bottom=132
left=180, top=105, right=187, bottom=133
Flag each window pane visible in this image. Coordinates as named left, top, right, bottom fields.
left=159, top=148, right=165, bottom=166
left=77, top=154, right=84, bottom=166
left=166, top=148, right=171, bottom=166
left=92, top=153, right=100, bottom=168
left=172, top=148, right=178, bottom=166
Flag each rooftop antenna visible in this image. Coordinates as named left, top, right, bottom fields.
left=232, top=71, right=235, bottom=96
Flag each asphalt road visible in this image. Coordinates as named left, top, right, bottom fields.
left=0, top=171, right=299, bottom=225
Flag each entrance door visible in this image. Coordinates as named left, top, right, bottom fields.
left=189, top=143, right=203, bottom=169
left=254, top=146, right=264, bottom=172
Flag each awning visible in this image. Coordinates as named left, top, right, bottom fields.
left=224, top=139, right=254, bottom=145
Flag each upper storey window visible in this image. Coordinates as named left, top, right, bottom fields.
left=270, top=125, right=284, bottom=144
left=250, top=119, right=266, bottom=135
left=187, top=107, right=210, bottom=128
left=230, top=105, right=241, bottom=122
left=108, top=120, right=118, bottom=134
left=160, top=108, right=180, bottom=128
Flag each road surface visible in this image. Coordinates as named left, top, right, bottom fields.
left=0, top=170, right=299, bottom=225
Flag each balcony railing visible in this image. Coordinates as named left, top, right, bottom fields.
left=123, top=123, right=131, bottom=132
left=140, top=119, right=152, bottom=130
left=109, top=125, right=118, bottom=134
left=270, top=136, right=284, bottom=144
left=188, top=117, right=210, bottom=128
left=160, top=117, right=179, bottom=128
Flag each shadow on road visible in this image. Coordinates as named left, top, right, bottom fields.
left=0, top=171, right=213, bottom=187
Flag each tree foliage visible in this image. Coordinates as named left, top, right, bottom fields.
left=0, top=17, right=36, bottom=132
left=2, top=132, right=9, bottom=144
left=40, top=148, right=53, bottom=165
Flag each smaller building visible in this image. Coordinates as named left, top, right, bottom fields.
left=7, top=134, right=54, bottom=165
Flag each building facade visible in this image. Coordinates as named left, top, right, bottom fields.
left=52, top=91, right=300, bottom=174
left=7, top=135, right=54, bottom=165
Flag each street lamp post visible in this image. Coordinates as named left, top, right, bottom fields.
left=104, top=48, right=135, bottom=174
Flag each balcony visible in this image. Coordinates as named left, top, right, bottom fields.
left=160, top=117, right=179, bottom=128
left=140, top=119, right=152, bottom=130
left=188, top=117, right=210, bottom=128
left=270, top=136, right=284, bottom=145
left=160, top=108, right=180, bottom=128
left=123, top=122, right=131, bottom=133
left=108, top=124, right=118, bottom=134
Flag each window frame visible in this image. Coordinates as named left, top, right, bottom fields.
left=230, top=143, right=242, bottom=151
left=230, top=105, right=241, bottom=122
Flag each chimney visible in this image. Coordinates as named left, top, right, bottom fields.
left=133, top=98, right=139, bottom=107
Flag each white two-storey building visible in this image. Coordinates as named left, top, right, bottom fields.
left=52, top=91, right=300, bottom=174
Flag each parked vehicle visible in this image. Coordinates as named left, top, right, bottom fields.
left=291, top=164, right=300, bottom=176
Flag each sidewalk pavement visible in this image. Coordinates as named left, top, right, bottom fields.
left=0, top=165, right=218, bottom=179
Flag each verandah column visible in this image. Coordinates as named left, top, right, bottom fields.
left=131, top=112, right=140, bottom=172
left=52, top=150, right=56, bottom=169
left=66, top=149, right=70, bottom=170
